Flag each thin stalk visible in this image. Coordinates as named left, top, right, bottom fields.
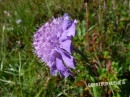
left=99, top=0, right=103, bottom=52
left=85, top=2, right=92, bottom=57
left=73, top=47, right=89, bottom=63
left=103, top=0, right=107, bottom=33
left=45, top=0, right=52, bottom=17
left=19, top=52, right=23, bottom=97
left=73, top=46, right=96, bottom=76
left=84, top=81, right=94, bottom=96
left=0, top=81, right=9, bottom=93
left=1, top=23, right=5, bottom=71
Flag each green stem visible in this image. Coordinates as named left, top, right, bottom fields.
left=73, top=46, right=94, bottom=76
left=19, top=52, right=23, bottom=97
left=73, top=46, right=89, bottom=65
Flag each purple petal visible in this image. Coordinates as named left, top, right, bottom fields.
left=60, top=70, right=70, bottom=78
left=63, top=19, right=73, bottom=31
left=59, top=31, right=68, bottom=42
left=59, top=49, right=76, bottom=69
left=63, top=13, right=69, bottom=20
left=74, top=19, right=78, bottom=24
left=60, top=40, right=72, bottom=54
left=67, top=22, right=76, bottom=37
left=64, top=71, right=70, bottom=78
left=63, top=13, right=74, bottom=31
left=56, top=58, right=66, bottom=71
left=63, top=19, right=68, bottom=31
left=46, top=56, right=55, bottom=67
left=16, top=20, right=22, bottom=24
left=50, top=65, right=58, bottom=76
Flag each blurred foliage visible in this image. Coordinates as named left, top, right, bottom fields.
left=0, top=0, right=130, bottom=97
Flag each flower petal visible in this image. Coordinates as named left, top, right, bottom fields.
left=60, top=70, right=71, bottom=78
left=59, top=31, right=68, bottom=42
left=63, top=13, right=69, bottom=30
left=63, top=13, right=69, bottom=20
left=59, top=49, right=76, bottom=69
left=63, top=19, right=68, bottom=31
left=60, top=40, right=72, bottom=54
left=56, top=58, right=67, bottom=71
left=50, top=65, right=58, bottom=76
left=67, top=22, right=76, bottom=37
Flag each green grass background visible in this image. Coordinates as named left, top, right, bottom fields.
left=0, top=0, right=130, bottom=96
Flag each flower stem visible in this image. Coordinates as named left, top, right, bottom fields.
left=73, top=46, right=89, bottom=64
left=73, top=46, right=95, bottom=80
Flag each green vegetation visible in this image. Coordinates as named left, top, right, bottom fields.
left=0, top=0, right=129, bottom=96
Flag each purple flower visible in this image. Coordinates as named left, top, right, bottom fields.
left=32, top=13, right=77, bottom=78
left=16, top=19, right=22, bottom=24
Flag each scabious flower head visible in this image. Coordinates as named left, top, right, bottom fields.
left=16, top=19, right=22, bottom=24
left=32, top=13, right=77, bottom=78
left=4, top=10, right=11, bottom=17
